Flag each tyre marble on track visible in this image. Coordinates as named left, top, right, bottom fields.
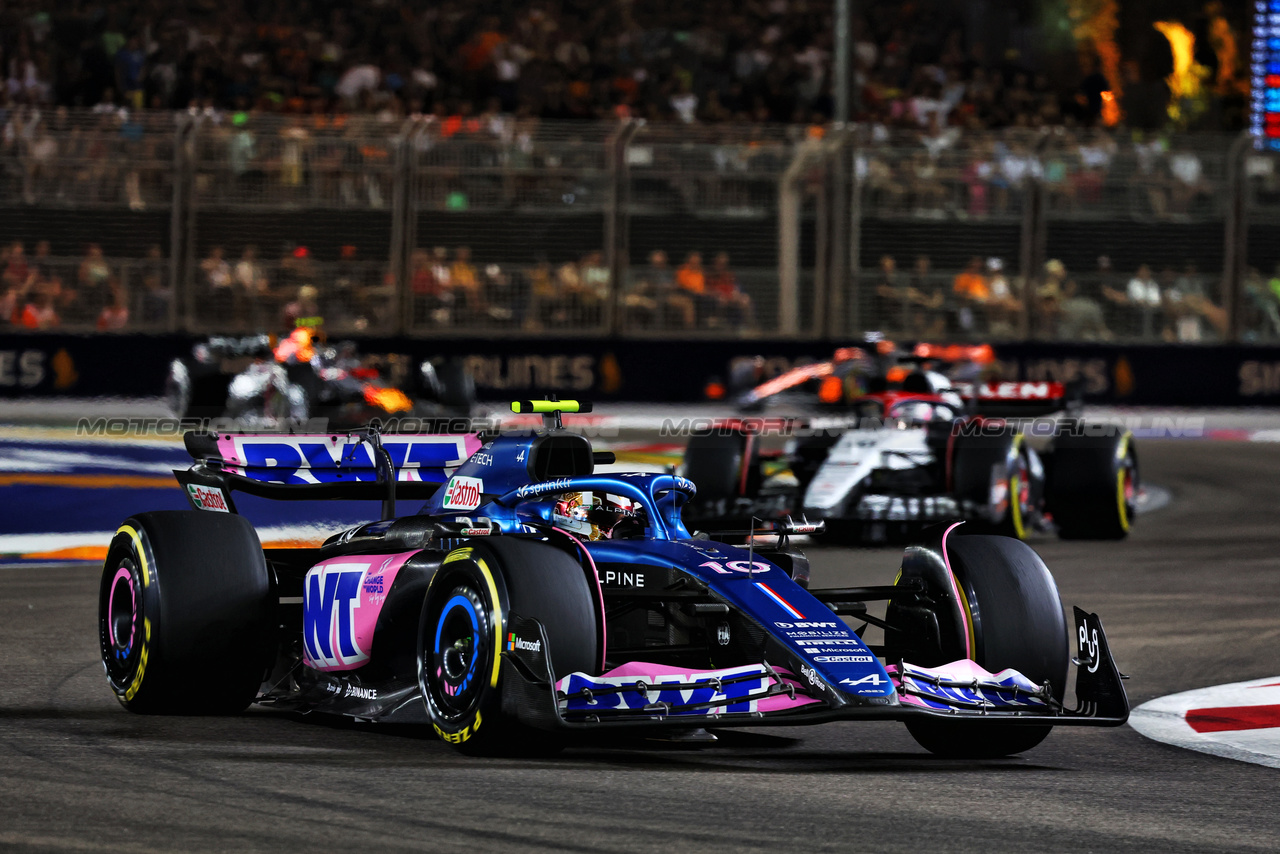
left=2, top=441, right=1279, bottom=852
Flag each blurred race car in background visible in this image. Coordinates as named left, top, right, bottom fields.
left=684, top=342, right=1136, bottom=543
left=165, top=330, right=476, bottom=427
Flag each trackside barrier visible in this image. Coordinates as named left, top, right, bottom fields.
left=7, top=333, right=1280, bottom=407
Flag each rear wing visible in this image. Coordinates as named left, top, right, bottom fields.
left=175, top=431, right=483, bottom=517
left=954, top=381, right=1080, bottom=418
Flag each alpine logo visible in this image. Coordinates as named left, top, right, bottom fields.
left=506, top=633, right=541, bottom=653
left=186, top=484, right=229, bottom=512
left=442, top=476, right=483, bottom=510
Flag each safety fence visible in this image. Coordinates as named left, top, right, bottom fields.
left=0, top=108, right=1272, bottom=343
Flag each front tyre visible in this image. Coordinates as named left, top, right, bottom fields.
left=888, top=530, right=1069, bottom=758
left=418, top=538, right=598, bottom=755
left=99, top=512, right=274, bottom=714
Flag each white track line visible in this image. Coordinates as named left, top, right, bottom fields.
left=1129, top=676, right=1280, bottom=769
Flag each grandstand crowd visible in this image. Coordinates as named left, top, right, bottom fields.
left=0, top=1, right=1265, bottom=342
left=0, top=0, right=1186, bottom=130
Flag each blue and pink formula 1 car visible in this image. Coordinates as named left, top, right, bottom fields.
left=99, top=400, right=1128, bottom=757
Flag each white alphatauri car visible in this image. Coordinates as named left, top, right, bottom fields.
left=683, top=371, right=1137, bottom=543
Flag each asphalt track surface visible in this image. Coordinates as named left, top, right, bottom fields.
left=3, top=441, right=1280, bottom=853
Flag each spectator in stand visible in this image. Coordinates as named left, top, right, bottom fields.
left=1103, top=264, right=1161, bottom=339
left=449, top=246, right=482, bottom=323
left=19, top=281, right=60, bottom=329
left=234, top=245, right=270, bottom=326
left=1244, top=266, right=1280, bottom=340
left=332, top=244, right=368, bottom=322
left=676, top=251, right=716, bottom=327
left=201, top=245, right=233, bottom=323
left=952, top=256, right=989, bottom=334
left=908, top=254, right=947, bottom=337
left=630, top=249, right=693, bottom=330
left=526, top=255, right=565, bottom=330
left=873, top=254, right=907, bottom=330
left=140, top=244, right=170, bottom=326
left=281, top=285, right=321, bottom=332
left=410, top=248, right=445, bottom=325
left=554, top=257, right=584, bottom=325
left=1058, top=277, right=1110, bottom=341
left=569, top=250, right=608, bottom=327
left=707, top=252, right=753, bottom=330
left=0, top=282, right=19, bottom=327
left=30, top=240, right=54, bottom=284
left=4, top=242, right=32, bottom=292
left=984, top=258, right=1022, bottom=338
left=1168, top=149, right=1211, bottom=216
left=482, top=263, right=524, bottom=326
left=97, top=281, right=129, bottom=330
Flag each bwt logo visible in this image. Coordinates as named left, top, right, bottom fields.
left=443, top=476, right=483, bottom=510
left=304, top=564, right=369, bottom=669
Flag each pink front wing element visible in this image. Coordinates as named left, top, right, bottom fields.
left=557, top=661, right=821, bottom=713
left=886, top=659, right=1043, bottom=710
left=303, top=551, right=418, bottom=672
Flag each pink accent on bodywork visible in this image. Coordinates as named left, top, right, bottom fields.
left=940, top=521, right=972, bottom=661
left=886, top=659, right=1040, bottom=709
left=570, top=661, right=820, bottom=712
left=552, top=529, right=607, bottom=672
left=304, top=550, right=417, bottom=672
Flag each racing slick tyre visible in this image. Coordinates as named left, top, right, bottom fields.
left=788, top=433, right=840, bottom=493
left=887, top=530, right=1069, bottom=758
left=98, top=512, right=274, bottom=714
left=435, top=360, right=476, bottom=411
left=1047, top=427, right=1136, bottom=540
left=166, top=359, right=231, bottom=419
left=951, top=427, right=1036, bottom=540
left=682, top=431, right=761, bottom=511
left=418, top=537, right=598, bottom=755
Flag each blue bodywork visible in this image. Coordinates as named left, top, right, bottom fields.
left=421, top=430, right=896, bottom=705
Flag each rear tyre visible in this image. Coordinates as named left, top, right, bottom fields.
left=951, top=427, right=1035, bottom=540
left=99, top=512, right=274, bottom=714
left=167, top=360, right=231, bottom=419
left=682, top=431, right=761, bottom=508
left=436, top=361, right=476, bottom=410
left=419, top=538, right=597, bottom=755
left=788, top=433, right=840, bottom=493
left=888, top=531, right=1069, bottom=758
left=1048, top=427, right=1136, bottom=540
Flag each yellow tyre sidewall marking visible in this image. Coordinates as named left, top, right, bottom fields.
left=1009, top=435, right=1026, bottom=541
left=1116, top=432, right=1132, bottom=532
left=954, top=575, right=978, bottom=664
left=432, top=548, right=504, bottom=742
